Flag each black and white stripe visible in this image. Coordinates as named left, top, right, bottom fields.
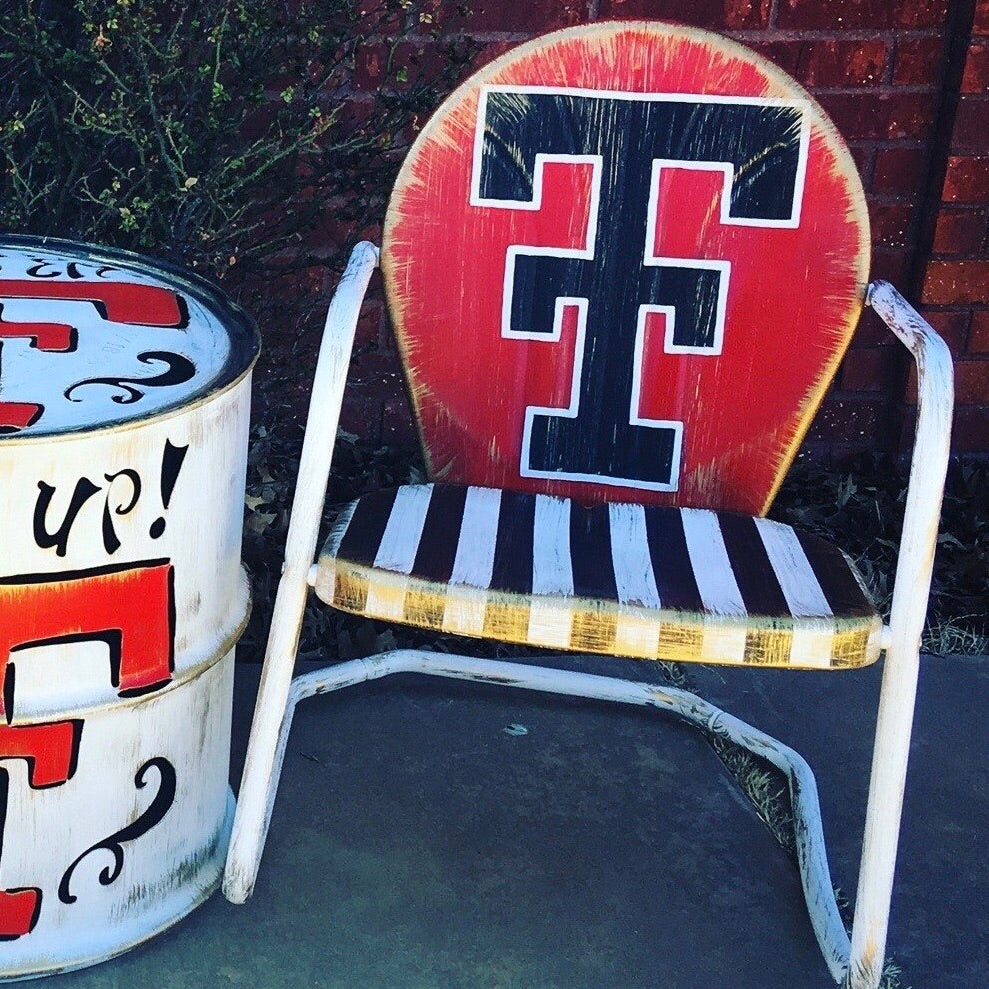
left=322, top=483, right=879, bottom=665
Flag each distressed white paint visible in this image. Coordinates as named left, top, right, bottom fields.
left=608, top=503, right=661, bottom=608
left=612, top=612, right=661, bottom=657
left=323, top=500, right=358, bottom=558
left=224, top=242, right=378, bottom=907
left=680, top=509, right=746, bottom=615
left=526, top=495, right=575, bottom=648
left=845, top=281, right=954, bottom=989
left=786, top=626, right=836, bottom=670
left=449, top=486, right=501, bottom=587
left=440, top=584, right=489, bottom=637
left=0, top=656, right=235, bottom=980
left=230, top=649, right=852, bottom=979
left=372, top=484, right=433, bottom=573
left=0, top=239, right=255, bottom=978
left=223, top=264, right=953, bottom=989
left=0, top=386, right=252, bottom=717
left=754, top=517, right=833, bottom=618
left=0, top=245, right=249, bottom=436
left=531, top=495, right=573, bottom=595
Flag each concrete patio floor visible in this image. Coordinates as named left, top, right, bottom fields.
left=34, top=653, right=988, bottom=988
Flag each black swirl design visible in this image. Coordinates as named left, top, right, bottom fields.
left=64, top=351, right=196, bottom=405
left=58, top=757, right=177, bottom=905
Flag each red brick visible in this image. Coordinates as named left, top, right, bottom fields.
left=777, top=0, right=890, bottom=29
left=819, top=92, right=936, bottom=141
left=922, top=260, right=989, bottom=303
left=902, top=364, right=919, bottom=403
left=942, top=156, right=989, bottom=202
left=798, top=40, right=888, bottom=88
left=870, top=248, right=912, bottom=286
left=872, top=147, right=928, bottom=197
left=900, top=405, right=989, bottom=454
left=893, top=37, right=947, bottom=86
left=919, top=309, right=972, bottom=354
left=338, top=394, right=376, bottom=438
left=900, top=402, right=989, bottom=452
left=351, top=0, right=406, bottom=34
left=969, top=310, right=989, bottom=352
left=752, top=41, right=802, bottom=77
left=471, top=40, right=524, bottom=72
left=976, top=0, right=989, bottom=34
left=818, top=93, right=885, bottom=140
left=869, top=202, right=916, bottom=249
left=839, top=346, right=902, bottom=391
left=355, top=300, right=386, bottom=350
left=949, top=406, right=989, bottom=453
left=405, top=0, right=470, bottom=32
left=722, top=0, right=772, bottom=28
left=962, top=42, right=989, bottom=93
left=853, top=306, right=892, bottom=346
left=861, top=307, right=970, bottom=355
left=849, top=145, right=875, bottom=183
left=459, top=0, right=588, bottom=31
left=354, top=43, right=388, bottom=91
left=892, top=0, right=948, bottom=27
left=932, top=209, right=989, bottom=254
left=354, top=40, right=455, bottom=92
left=952, top=95, right=989, bottom=151
left=598, top=0, right=769, bottom=28
left=381, top=394, right=418, bottom=445
left=956, top=359, right=989, bottom=403
left=883, top=92, right=938, bottom=139
left=349, top=349, right=404, bottom=390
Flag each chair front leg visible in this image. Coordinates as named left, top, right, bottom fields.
left=845, top=282, right=954, bottom=989
left=223, top=242, right=379, bottom=904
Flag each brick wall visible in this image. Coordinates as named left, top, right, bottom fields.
left=273, top=0, right=987, bottom=461
left=917, top=0, right=989, bottom=454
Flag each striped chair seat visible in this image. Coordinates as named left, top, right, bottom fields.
left=315, top=484, right=883, bottom=669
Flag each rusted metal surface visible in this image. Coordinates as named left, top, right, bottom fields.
left=0, top=238, right=257, bottom=979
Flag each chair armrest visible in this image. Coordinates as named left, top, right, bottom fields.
left=282, top=241, right=379, bottom=579
left=846, top=281, right=953, bottom=987
left=866, top=280, right=954, bottom=651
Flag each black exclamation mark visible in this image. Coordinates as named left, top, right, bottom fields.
left=150, top=440, right=188, bottom=539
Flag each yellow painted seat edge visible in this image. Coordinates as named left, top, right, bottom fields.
left=314, top=558, right=883, bottom=670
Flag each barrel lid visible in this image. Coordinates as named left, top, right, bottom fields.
left=0, top=237, right=260, bottom=438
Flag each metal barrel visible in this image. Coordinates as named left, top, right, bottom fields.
left=0, top=238, right=259, bottom=978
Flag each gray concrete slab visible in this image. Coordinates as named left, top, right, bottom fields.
left=691, top=654, right=989, bottom=989
left=27, top=653, right=987, bottom=988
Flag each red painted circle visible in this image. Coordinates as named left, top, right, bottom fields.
left=383, top=22, right=869, bottom=514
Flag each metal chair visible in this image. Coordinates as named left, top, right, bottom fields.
left=223, top=23, right=954, bottom=989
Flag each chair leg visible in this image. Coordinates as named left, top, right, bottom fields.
left=229, top=648, right=855, bottom=984
left=223, top=242, right=378, bottom=904
left=222, top=564, right=311, bottom=904
left=845, top=634, right=922, bottom=989
left=846, top=285, right=953, bottom=988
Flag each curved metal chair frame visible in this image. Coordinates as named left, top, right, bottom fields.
left=224, top=239, right=952, bottom=989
